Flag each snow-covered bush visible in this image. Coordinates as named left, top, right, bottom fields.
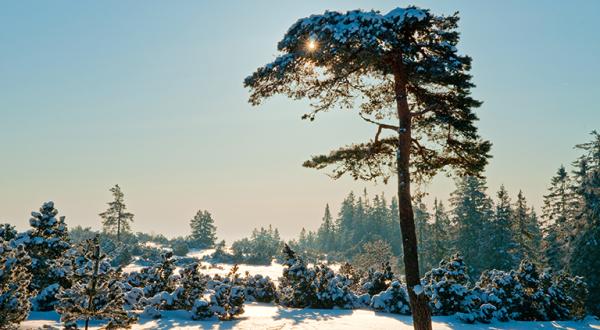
left=360, top=262, right=394, bottom=296
left=190, top=299, right=213, bottom=320
left=0, top=240, right=32, bottom=326
left=210, top=282, right=245, bottom=320
left=422, top=254, right=473, bottom=315
left=244, top=273, right=276, bottom=303
left=141, top=251, right=177, bottom=297
left=338, top=262, right=362, bottom=292
left=370, top=280, right=410, bottom=315
left=277, top=244, right=317, bottom=308
left=475, top=269, right=524, bottom=321
left=0, top=223, right=17, bottom=241
left=512, top=260, right=548, bottom=320
left=312, top=263, right=359, bottom=309
left=55, top=236, right=136, bottom=329
left=171, top=262, right=209, bottom=310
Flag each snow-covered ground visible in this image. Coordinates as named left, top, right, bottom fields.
left=21, top=303, right=600, bottom=329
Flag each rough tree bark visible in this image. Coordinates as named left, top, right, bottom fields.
left=393, top=59, right=433, bottom=330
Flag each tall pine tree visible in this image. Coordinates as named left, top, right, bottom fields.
left=245, top=7, right=491, bottom=329
left=317, top=204, right=335, bottom=252
left=99, top=185, right=134, bottom=242
left=491, top=185, right=518, bottom=270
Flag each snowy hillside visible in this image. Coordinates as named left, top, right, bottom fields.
left=21, top=303, right=600, bottom=329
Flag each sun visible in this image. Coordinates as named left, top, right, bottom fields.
left=306, top=39, right=317, bottom=51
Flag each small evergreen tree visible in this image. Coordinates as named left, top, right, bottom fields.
left=427, top=199, right=452, bottom=268
left=189, top=210, right=217, bottom=248
left=19, top=201, right=71, bottom=311
left=99, top=185, right=134, bottom=242
left=55, top=235, right=136, bottom=329
left=0, top=239, right=32, bottom=327
left=0, top=223, right=17, bottom=241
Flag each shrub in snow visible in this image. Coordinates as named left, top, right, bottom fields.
left=244, top=273, right=276, bottom=303
left=124, top=287, right=144, bottom=309
left=141, top=305, right=162, bottom=319
left=512, top=260, right=548, bottom=321
left=475, top=269, right=524, bottom=321
left=457, top=303, right=496, bottom=324
left=277, top=244, right=317, bottom=308
left=370, top=280, right=410, bottom=315
left=141, top=251, right=177, bottom=297
left=0, top=240, right=32, bottom=326
left=55, top=236, right=136, bottom=329
left=539, top=271, right=588, bottom=321
left=17, top=201, right=71, bottom=311
left=171, top=262, right=209, bottom=310
left=190, top=299, right=213, bottom=320
left=210, top=282, right=245, bottom=320
left=360, top=262, right=394, bottom=296
left=422, top=253, right=472, bottom=315
left=312, top=263, right=359, bottom=309
left=338, top=262, right=362, bottom=292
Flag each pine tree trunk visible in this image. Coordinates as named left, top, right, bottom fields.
left=393, top=60, right=432, bottom=330
left=86, top=236, right=101, bottom=330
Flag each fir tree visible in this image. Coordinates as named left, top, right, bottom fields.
left=450, top=176, right=494, bottom=275
left=335, top=192, right=356, bottom=253
left=189, top=210, right=217, bottom=248
left=491, top=185, right=518, bottom=270
left=542, top=166, right=577, bottom=271
left=55, top=235, right=136, bottom=329
left=513, top=191, right=542, bottom=263
left=245, top=7, right=491, bottom=329
left=413, top=196, right=432, bottom=273
left=569, top=131, right=600, bottom=315
left=317, top=204, right=335, bottom=252
left=0, top=239, right=32, bottom=327
left=18, top=201, right=71, bottom=310
left=99, top=185, right=134, bottom=242
left=427, top=199, right=452, bottom=268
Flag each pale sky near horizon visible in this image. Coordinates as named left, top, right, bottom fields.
left=1, top=1, right=598, bottom=242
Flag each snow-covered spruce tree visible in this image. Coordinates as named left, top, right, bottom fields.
left=277, top=244, right=317, bottom=308
left=569, top=131, right=600, bottom=316
left=99, top=184, right=134, bottom=243
left=206, top=265, right=246, bottom=320
left=55, top=236, right=136, bottom=329
left=360, top=262, right=395, bottom=296
left=371, top=280, right=411, bottom=315
left=17, top=201, right=71, bottom=311
left=245, top=6, right=491, bottom=329
left=413, top=196, right=433, bottom=273
left=422, top=253, right=472, bottom=316
left=427, top=200, right=452, bottom=268
left=189, top=210, right=217, bottom=249
left=0, top=239, right=32, bottom=327
left=338, top=262, right=363, bottom=292
left=243, top=272, right=276, bottom=303
left=542, top=166, right=577, bottom=272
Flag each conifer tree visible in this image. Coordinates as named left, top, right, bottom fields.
left=335, top=192, right=356, bottom=253
left=0, top=223, right=16, bottom=241
left=0, top=239, right=32, bottom=327
left=491, top=185, right=518, bottom=270
left=19, top=201, right=71, bottom=311
left=245, top=7, right=491, bottom=329
left=569, top=131, right=600, bottom=315
left=427, top=199, right=452, bottom=268
left=55, top=235, right=136, bottom=329
left=542, top=166, right=576, bottom=271
left=513, top=191, right=542, bottom=263
left=99, top=185, right=134, bottom=242
left=189, top=210, right=217, bottom=248
left=317, top=204, right=335, bottom=251
left=413, top=197, right=432, bottom=273
left=450, top=176, right=494, bottom=275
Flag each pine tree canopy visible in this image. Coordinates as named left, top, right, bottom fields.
left=99, top=184, right=134, bottom=241
left=245, top=6, right=491, bottom=183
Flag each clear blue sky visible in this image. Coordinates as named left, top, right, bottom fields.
left=1, top=1, right=598, bottom=241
